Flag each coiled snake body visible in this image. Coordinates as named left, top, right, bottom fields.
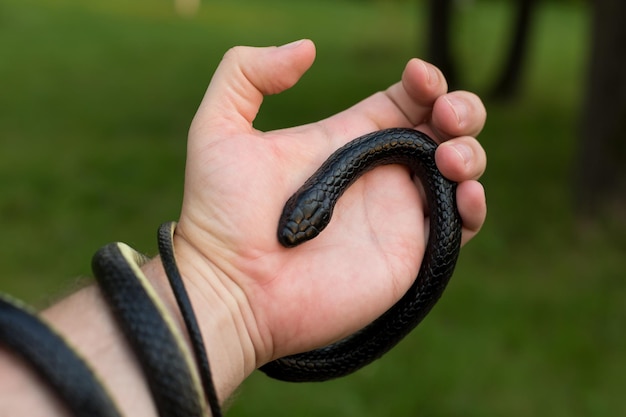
left=261, top=127, right=462, bottom=381
left=0, top=128, right=461, bottom=416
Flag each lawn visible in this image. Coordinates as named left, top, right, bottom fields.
left=1, top=0, right=624, bottom=416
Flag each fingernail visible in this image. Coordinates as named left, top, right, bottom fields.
left=451, top=143, right=472, bottom=167
left=444, top=95, right=468, bottom=127
left=280, top=39, right=305, bottom=49
left=421, top=60, right=439, bottom=86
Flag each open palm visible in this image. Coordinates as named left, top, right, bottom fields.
left=175, top=40, right=487, bottom=365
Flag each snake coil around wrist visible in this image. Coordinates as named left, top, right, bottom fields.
left=0, top=128, right=461, bottom=416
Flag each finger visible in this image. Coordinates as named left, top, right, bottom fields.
left=189, top=40, right=316, bottom=138
left=385, top=58, right=448, bottom=126
left=435, top=136, right=487, bottom=182
left=428, top=91, right=487, bottom=141
left=456, top=180, right=487, bottom=245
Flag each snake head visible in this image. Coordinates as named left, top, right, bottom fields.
left=277, top=190, right=332, bottom=248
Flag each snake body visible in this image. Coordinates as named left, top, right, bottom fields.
left=261, top=128, right=461, bottom=381
left=0, top=127, right=461, bottom=415
left=0, top=295, right=122, bottom=417
left=92, top=241, right=208, bottom=417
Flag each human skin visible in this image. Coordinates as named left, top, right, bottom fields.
left=0, top=39, right=486, bottom=416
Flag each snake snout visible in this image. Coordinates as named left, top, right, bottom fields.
left=277, top=196, right=330, bottom=247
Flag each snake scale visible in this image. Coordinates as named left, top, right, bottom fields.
left=0, top=127, right=461, bottom=416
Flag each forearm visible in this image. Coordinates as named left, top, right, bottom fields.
left=0, top=255, right=254, bottom=416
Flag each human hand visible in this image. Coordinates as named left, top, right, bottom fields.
left=173, top=40, right=486, bottom=382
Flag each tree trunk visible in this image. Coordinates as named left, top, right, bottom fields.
left=490, top=0, right=537, bottom=100
left=426, top=0, right=458, bottom=88
left=575, top=0, right=626, bottom=219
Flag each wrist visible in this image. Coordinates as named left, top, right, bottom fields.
left=30, top=234, right=257, bottom=416
left=166, top=233, right=258, bottom=401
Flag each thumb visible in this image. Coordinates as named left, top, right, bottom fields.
left=190, top=40, right=316, bottom=137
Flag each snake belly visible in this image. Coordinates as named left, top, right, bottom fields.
left=260, top=127, right=462, bottom=382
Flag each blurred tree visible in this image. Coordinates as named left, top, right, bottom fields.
left=426, top=0, right=458, bottom=88
left=575, top=0, right=626, bottom=219
left=490, top=0, right=537, bottom=99
left=426, top=0, right=536, bottom=96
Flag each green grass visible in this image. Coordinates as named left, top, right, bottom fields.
left=1, top=0, right=625, bottom=416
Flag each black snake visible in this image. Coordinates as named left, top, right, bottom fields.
left=0, top=127, right=462, bottom=416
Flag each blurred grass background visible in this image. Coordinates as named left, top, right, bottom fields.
left=1, top=0, right=624, bottom=415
